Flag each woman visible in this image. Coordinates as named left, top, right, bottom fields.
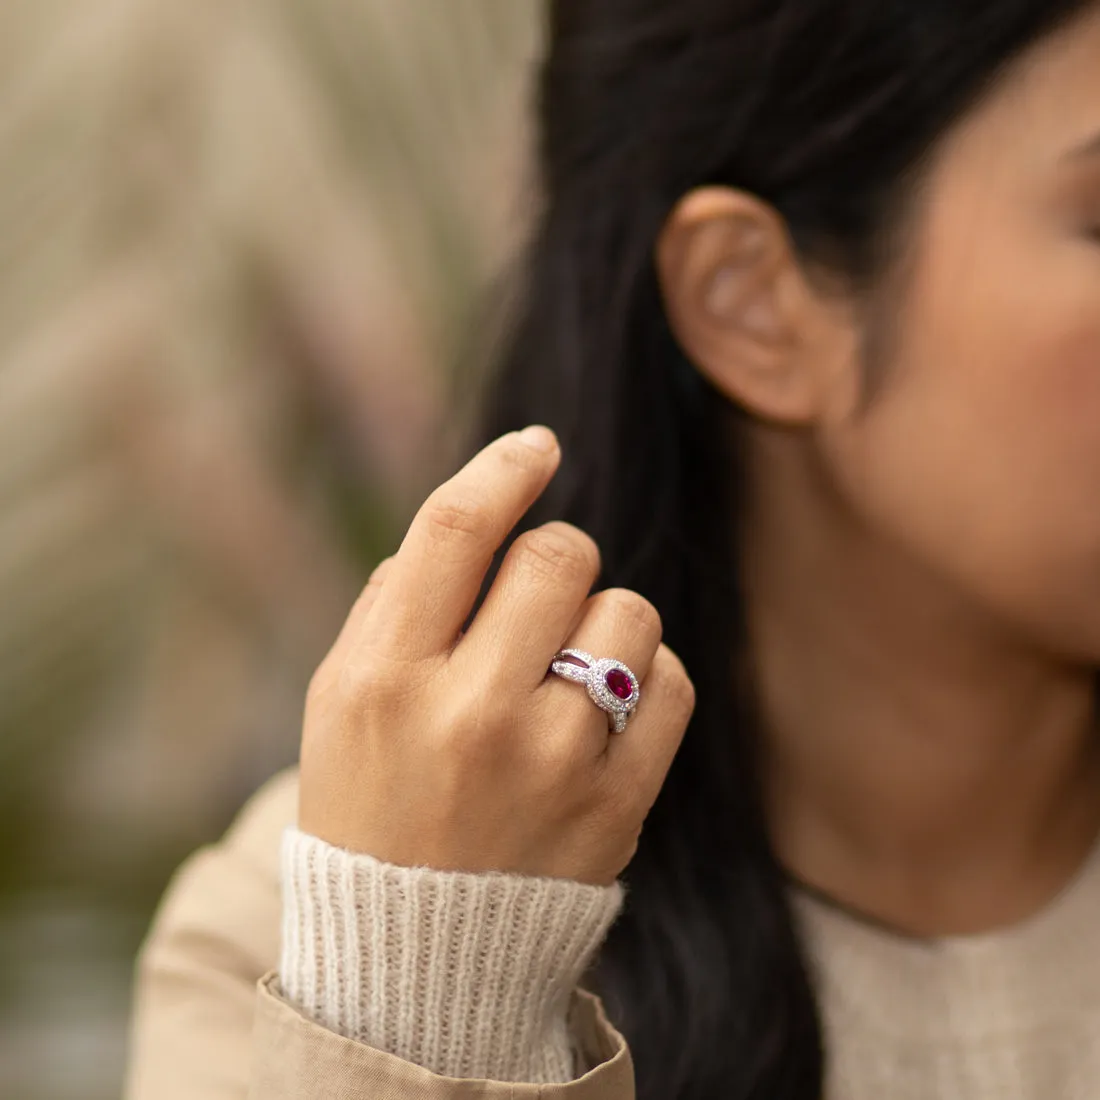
left=124, top=2, right=1100, bottom=1098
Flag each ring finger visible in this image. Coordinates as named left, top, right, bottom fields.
left=538, top=586, right=664, bottom=739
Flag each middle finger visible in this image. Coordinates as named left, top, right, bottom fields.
left=458, top=521, right=602, bottom=688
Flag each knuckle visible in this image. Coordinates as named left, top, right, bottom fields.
left=436, top=686, right=510, bottom=755
left=368, top=555, right=396, bottom=582
left=332, top=662, right=384, bottom=709
left=519, top=522, right=600, bottom=580
left=422, top=492, right=493, bottom=546
left=337, top=650, right=416, bottom=706
left=437, top=715, right=501, bottom=773
left=538, top=729, right=593, bottom=780
left=654, top=644, right=697, bottom=715
left=604, top=588, right=663, bottom=638
left=556, top=523, right=602, bottom=573
left=439, top=727, right=491, bottom=770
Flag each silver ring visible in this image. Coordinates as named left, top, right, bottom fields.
left=547, top=648, right=641, bottom=733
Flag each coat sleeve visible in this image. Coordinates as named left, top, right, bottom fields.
left=122, top=767, right=636, bottom=1100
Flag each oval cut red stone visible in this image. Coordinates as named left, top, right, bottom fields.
left=605, top=668, right=633, bottom=700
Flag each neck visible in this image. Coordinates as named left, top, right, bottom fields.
left=743, top=434, right=1100, bottom=938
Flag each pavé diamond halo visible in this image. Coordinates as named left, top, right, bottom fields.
left=548, top=648, right=641, bottom=733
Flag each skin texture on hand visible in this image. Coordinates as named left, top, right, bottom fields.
left=298, top=427, right=695, bottom=887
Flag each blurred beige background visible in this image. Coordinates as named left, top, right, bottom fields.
left=0, top=2, right=542, bottom=1096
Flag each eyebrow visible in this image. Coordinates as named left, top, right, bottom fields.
left=1065, top=129, right=1100, bottom=162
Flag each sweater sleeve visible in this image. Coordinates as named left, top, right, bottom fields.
left=125, top=767, right=637, bottom=1100
left=277, top=827, right=626, bottom=1084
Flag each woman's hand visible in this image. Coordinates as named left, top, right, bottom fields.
left=298, top=426, right=696, bottom=887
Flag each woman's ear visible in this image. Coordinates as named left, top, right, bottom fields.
left=655, top=186, right=851, bottom=425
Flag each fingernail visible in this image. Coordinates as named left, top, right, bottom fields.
left=517, top=425, right=558, bottom=453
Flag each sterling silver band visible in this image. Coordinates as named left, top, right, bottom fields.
left=548, top=648, right=641, bottom=734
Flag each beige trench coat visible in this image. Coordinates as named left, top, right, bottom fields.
left=123, top=767, right=636, bottom=1099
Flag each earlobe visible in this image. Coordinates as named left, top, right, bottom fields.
left=655, top=186, right=829, bottom=426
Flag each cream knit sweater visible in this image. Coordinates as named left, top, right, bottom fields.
left=279, top=824, right=1100, bottom=1097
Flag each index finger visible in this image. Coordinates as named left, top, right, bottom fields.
left=363, top=426, right=561, bottom=661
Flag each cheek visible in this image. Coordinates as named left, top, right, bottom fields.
left=830, top=250, right=1100, bottom=656
left=972, top=293, right=1100, bottom=489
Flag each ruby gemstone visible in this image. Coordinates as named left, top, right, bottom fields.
left=605, top=668, right=634, bottom=700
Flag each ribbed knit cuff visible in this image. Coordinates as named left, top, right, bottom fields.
left=278, top=826, right=626, bottom=1084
